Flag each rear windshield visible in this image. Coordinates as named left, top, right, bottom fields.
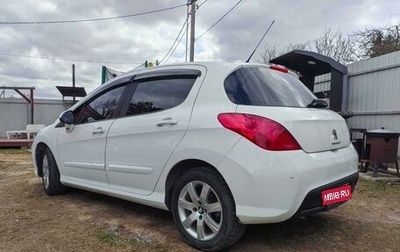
left=224, top=66, right=316, bottom=107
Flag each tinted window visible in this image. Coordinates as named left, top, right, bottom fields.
left=224, top=67, right=316, bottom=107
left=77, top=86, right=125, bottom=124
left=126, top=77, right=195, bottom=116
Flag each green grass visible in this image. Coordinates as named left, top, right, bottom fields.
left=357, top=179, right=400, bottom=197
left=0, top=148, right=31, bottom=154
left=96, top=226, right=167, bottom=252
left=390, top=226, right=400, bottom=236
left=97, top=230, right=125, bottom=246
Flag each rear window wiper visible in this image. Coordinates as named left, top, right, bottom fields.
left=307, top=99, right=328, bottom=108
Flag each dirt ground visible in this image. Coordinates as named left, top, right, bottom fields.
left=1, top=150, right=400, bottom=252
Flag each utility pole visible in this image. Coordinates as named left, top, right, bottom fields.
left=72, top=64, right=76, bottom=104
left=189, top=0, right=196, bottom=62
left=185, top=3, right=190, bottom=62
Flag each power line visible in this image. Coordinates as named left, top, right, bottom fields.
left=176, top=0, right=245, bottom=61
left=0, top=52, right=142, bottom=65
left=165, top=21, right=188, bottom=63
left=198, top=0, right=209, bottom=9
left=159, top=18, right=188, bottom=64
left=0, top=4, right=186, bottom=25
left=196, top=0, right=243, bottom=41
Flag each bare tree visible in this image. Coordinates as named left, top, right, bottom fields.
left=354, top=24, right=400, bottom=59
left=313, top=28, right=358, bottom=64
left=258, top=42, right=309, bottom=63
left=258, top=28, right=358, bottom=64
left=258, top=45, right=278, bottom=64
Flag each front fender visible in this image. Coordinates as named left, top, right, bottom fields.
left=32, top=122, right=60, bottom=177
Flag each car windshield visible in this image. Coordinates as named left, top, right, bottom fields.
left=224, top=66, right=317, bottom=107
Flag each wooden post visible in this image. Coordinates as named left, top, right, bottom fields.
left=30, top=88, right=34, bottom=124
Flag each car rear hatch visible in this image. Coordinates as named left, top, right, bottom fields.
left=223, top=64, right=350, bottom=153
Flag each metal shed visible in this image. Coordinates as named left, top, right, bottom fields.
left=270, top=50, right=348, bottom=113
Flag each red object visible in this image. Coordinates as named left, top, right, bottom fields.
left=321, top=185, right=352, bottom=206
left=270, top=64, right=288, bottom=73
left=217, top=113, right=301, bottom=151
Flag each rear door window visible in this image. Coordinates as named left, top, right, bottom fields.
left=126, top=77, right=196, bottom=116
left=224, top=67, right=316, bottom=107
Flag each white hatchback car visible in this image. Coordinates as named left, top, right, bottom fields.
left=32, top=62, right=358, bottom=251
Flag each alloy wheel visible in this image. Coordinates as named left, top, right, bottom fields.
left=42, top=154, right=50, bottom=189
left=177, top=181, right=223, bottom=241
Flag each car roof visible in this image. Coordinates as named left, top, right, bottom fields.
left=68, top=61, right=294, bottom=111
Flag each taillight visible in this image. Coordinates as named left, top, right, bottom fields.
left=217, top=113, right=301, bottom=151
left=269, top=64, right=288, bottom=73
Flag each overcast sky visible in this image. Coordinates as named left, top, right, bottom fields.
left=0, top=0, right=399, bottom=98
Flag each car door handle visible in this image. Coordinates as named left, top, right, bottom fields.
left=156, top=118, right=178, bottom=127
left=92, top=127, right=105, bottom=135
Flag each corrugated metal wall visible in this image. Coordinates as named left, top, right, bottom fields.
left=0, top=98, right=29, bottom=138
left=346, top=51, right=400, bottom=132
left=314, top=73, right=331, bottom=92
left=314, top=50, right=400, bottom=132
left=0, top=98, right=70, bottom=137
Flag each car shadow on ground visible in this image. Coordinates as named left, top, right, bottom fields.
left=56, top=186, right=347, bottom=251
left=232, top=215, right=342, bottom=251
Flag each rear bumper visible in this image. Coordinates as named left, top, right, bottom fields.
left=294, top=171, right=358, bottom=216
left=217, top=138, right=359, bottom=224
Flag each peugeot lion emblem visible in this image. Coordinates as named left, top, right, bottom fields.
left=331, top=129, right=340, bottom=145
left=332, top=129, right=338, bottom=141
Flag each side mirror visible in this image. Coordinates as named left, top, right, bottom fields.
left=59, top=110, right=75, bottom=132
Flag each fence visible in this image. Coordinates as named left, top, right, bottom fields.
left=0, top=98, right=72, bottom=138
left=315, top=50, right=400, bottom=133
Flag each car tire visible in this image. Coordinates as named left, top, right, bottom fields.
left=41, top=147, right=67, bottom=195
left=171, top=167, right=246, bottom=251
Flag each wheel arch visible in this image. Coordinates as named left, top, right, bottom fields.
left=34, top=142, right=50, bottom=177
left=164, top=159, right=234, bottom=211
